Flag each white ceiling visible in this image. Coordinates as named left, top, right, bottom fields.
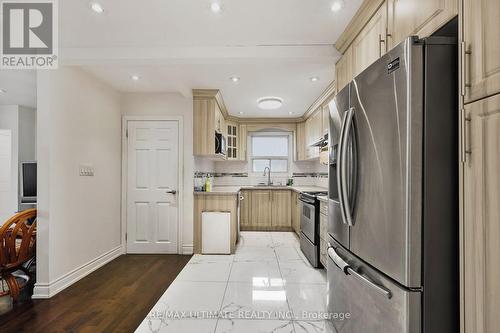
left=0, top=0, right=363, bottom=116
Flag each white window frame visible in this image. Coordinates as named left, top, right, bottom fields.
left=248, top=131, right=292, bottom=176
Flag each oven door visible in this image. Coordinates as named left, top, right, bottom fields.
left=300, top=199, right=316, bottom=244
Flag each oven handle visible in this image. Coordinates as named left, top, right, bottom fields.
left=327, top=245, right=392, bottom=299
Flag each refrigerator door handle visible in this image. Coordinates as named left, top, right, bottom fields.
left=336, top=109, right=349, bottom=225
left=328, top=244, right=392, bottom=299
left=339, top=107, right=355, bottom=226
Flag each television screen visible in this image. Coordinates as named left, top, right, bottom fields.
left=22, top=162, right=37, bottom=198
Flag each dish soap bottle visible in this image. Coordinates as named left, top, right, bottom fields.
left=205, top=174, right=212, bottom=192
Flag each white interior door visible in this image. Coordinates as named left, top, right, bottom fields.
left=0, top=130, right=13, bottom=223
left=126, top=120, right=179, bottom=253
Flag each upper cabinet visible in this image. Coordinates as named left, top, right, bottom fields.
left=226, top=121, right=238, bottom=160
left=193, top=89, right=229, bottom=158
left=322, top=104, right=329, bottom=135
left=336, top=0, right=458, bottom=90
left=387, top=0, right=458, bottom=49
left=352, top=1, right=387, bottom=76
left=463, top=0, right=500, bottom=103
left=336, top=45, right=353, bottom=92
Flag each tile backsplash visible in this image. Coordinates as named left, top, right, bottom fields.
left=194, top=158, right=328, bottom=188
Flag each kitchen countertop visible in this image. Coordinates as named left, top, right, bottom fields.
left=194, top=185, right=328, bottom=196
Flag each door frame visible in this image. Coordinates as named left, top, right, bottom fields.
left=121, top=116, right=184, bottom=254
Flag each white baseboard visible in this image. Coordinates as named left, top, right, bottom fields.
left=32, top=245, right=123, bottom=299
left=182, top=244, right=193, bottom=255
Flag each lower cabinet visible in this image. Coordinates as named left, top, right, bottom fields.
left=319, top=201, right=328, bottom=267
left=291, top=191, right=301, bottom=236
left=240, top=189, right=293, bottom=231
left=271, top=190, right=291, bottom=229
left=193, top=194, right=238, bottom=254
left=249, top=190, right=273, bottom=229
left=239, top=190, right=251, bottom=229
left=463, top=93, right=500, bottom=333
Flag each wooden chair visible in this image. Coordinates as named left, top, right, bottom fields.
left=0, top=208, right=37, bottom=301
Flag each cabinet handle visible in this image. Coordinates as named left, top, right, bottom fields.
left=461, top=41, right=472, bottom=96
left=460, top=108, right=472, bottom=163
left=379, top=34, right=385, bottom=57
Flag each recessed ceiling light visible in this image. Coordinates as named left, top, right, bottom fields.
left=230, top=76, right=240, bottom=83
left=131, top=75, right=140, bottom=81
left=331, top=0, right=344, bottom=12
left=289, top=111, right=294, bottom=115
left=90, top=2, right=104, bottom=13
left=239, top=111, right=244, bottom=115
left=210, top=2, right=222, bottom=13
left=0, top=89, right=6, bottom=94
left=310, top=77, right=319, bottom=82
left=257, top=97, right=283, bottom=110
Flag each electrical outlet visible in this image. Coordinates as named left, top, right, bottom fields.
left=79, top=165, right=95, bottom=177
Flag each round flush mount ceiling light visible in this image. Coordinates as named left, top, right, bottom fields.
left=90, top=2, right=104, bottom=13
left=331, top=0, right=344, bottom=12
left=210, top=2, right=222, bottom=13
left=257, top=97, right=283, bottom=110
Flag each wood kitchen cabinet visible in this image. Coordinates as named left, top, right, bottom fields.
left=193, top=194, right=238, bottom=254
left=241, top=190, right=293, bottom=231
left=193, top=89, right=228, bottom=158
left=248, top=190, right=273, bottom=229
left=271, top=190, right=291, bottom=229
left=291, top=191, right=301, bottom=235
left=295, top=122, right=307, bottom=161
left=239, top=190, right=251, bottom=229
left=322, top=104, right=330, bottom=135
left=463, top=93, right=500, bottom=333
left=336, top=45, right=353, bottom=93
left=352, top=1, right=387, bottom=77
left=319, top=201, right=328, bottom=267
left=463, top=0, right=500, bottom=103
left=387, top=0, right=458, bottom=50
left=226, top=122, right=238, bottom=160
left=238, top=124, right=247, bottom=160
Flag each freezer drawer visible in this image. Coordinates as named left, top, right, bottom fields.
left=327, top=236, right=421, bottom=333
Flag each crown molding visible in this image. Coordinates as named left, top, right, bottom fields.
left=334, top=0, right=386, bottom=54
left=302, top=80, right=337, bottom=119
left=193, top=81, right=336, bottom=125
left=192, top=89, right=229, bottom=118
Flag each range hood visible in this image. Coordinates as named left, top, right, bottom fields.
left=311, top=133, right=328, bottom=147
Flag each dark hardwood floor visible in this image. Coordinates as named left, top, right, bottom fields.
left=0, top=254, right=191, bottom=333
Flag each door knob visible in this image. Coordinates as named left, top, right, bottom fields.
left=166, top=190, right=177, bottom=195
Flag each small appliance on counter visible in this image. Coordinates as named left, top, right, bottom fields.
left=299, top=190, right=328, bottom=268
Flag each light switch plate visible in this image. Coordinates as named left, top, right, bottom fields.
left=79, top=165, right=95, bottom=177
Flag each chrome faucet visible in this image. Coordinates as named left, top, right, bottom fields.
left=263, top=167, right=272, bottom=186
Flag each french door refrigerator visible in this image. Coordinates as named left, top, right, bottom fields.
left=326, top=36, right=459, bottom=333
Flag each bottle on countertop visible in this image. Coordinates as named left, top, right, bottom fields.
left=205, top=174, right=212, bottom=192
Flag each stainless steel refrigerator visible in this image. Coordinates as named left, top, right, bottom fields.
left=326, top=36, right=459, bottom=333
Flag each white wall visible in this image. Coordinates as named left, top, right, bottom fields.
left=34, top=67, right=122, bottom=298
left=0, top=106, right=19, bottom=221
left=121, top=93, right=194, bottom=254
left=0, top=105, right=37, bottom=219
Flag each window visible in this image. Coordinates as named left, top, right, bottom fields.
left=250, top=134, right=289, bottom=173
